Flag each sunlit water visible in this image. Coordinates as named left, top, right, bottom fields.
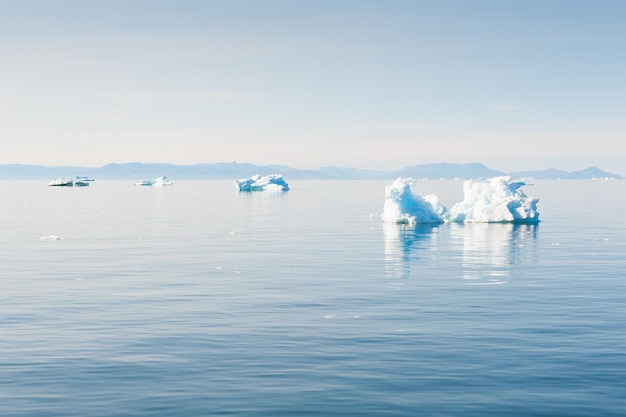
left=1, top=180, right=625, bottom=416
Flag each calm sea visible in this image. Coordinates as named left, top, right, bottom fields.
left=1, top=179, right=625, bottom=416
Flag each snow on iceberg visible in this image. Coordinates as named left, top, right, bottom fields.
left=382, top=176, right=540, bottom=225
left=236, top=174, right=290, bottom=192
left=382, top=178, right=445, bottom=224
left=445, top=176, right=539, bottom=223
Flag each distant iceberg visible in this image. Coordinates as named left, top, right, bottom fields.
left=133, top=176, right=173, bottom=186
left=40, top=235, right=62, bottom=241
left=47, top=176, right=94, bottom=187
left=382, top=176, right=539, bottom=224
left=236, top=174, right=290, bottom=192
left=382, top=178, right=445, bottom=224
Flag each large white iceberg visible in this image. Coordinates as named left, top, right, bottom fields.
left=382, top=176, right=539, bottom=224
left=382, top=178, right=445, bottom=224
left=236, top=174, right=290, bottom=192
left=446, top=176, right=539, bottom=223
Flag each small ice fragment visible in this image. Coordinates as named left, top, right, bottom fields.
left=236, top=174, right=289, bottom=191
left=133, top=176, right=173, bottom=186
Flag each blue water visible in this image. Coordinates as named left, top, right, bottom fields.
left=1, top=179, right=625, bottom=416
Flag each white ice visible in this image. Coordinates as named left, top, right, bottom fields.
left=236, top=174, right=290, bottom=192
left=381, top=178, right=445, bottom=224
left=133, top=176, right=173, bottom=186
left=382, top=176, right=540, bottom=225
left=445, top=176, right=540, bottom=223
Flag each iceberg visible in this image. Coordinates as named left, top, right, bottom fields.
left=40, top=235, right=62, bottom=241
left=382, top=176, right=540, bottom=224
left=382, top=178, right=445, bottom=224
left=445, top=176, right=539, bottom=223
left=47, top=178, right=75, bottom=187
left=133, top=176, right=173, bottom=186
left=47, top=176, right=93, bottom=187
left=236, top=174, right=290, bottom=192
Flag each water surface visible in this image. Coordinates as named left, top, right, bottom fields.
left=1, top=180, right=625, bottom=416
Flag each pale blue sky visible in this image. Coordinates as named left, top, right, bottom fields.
left=1, top=1, right=625, bottom=174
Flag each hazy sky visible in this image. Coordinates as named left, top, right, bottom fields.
left=1, top=1, right=625, bottom=174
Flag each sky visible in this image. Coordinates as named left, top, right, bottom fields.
left=1, top=0, right=625, bottom=175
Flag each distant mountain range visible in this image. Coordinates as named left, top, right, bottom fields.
left=0, top=162, right=621, bottom=180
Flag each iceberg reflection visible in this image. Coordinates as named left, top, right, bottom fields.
left=383, top=222, right=538, bottom=284
left=383, top=222, right=438, bottom=280
left=454, top=223, right=538, bottom=284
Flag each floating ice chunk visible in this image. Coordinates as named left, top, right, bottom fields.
left=40, top=235, right=62, bottom=241
left=236, top=174, right=289, bottom=191
left=134, top=176, right=173, bottom=186
left=445, top=176, right=539, bottom=223
left=382, top=178, right=445, bottom=224
left=382, top=176, right=540, bottom=225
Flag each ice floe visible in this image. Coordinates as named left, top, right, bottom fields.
left=40, top=235, right=62, bottom=241
left=133, top=176, right=173, bottom=186
left=236, top=174, right=290, bottom=191
left=382, top=176, right=540, bottom=224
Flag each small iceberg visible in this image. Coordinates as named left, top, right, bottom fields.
left=133, top=176, right=173, bottom=186
left=236, top=174, right=289, bottom=192
left=47, top=176, right=94, bottom=187
left=382, top=176, right=539, bottom=225
left=382, top=178, right=445, bottom=224
left=48, top=178, right=74, bottom=187
left=40, top=235, right=62, bottom=241
left=73, top=176, right=94, bottom=186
